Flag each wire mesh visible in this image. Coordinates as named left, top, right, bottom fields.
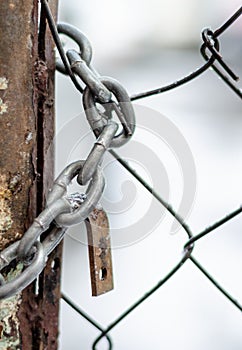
left=41, top=1, right=242, bottom=348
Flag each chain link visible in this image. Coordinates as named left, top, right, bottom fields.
left=67, top=49, right=112, bottom=103
left=78, top=121, right=119, bottom=185
left=56, top=23, right=93, bottom=74
left=83, top=76, right=136, bottom=147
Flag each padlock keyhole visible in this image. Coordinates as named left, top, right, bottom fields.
left=99, top=267, right=107, bottom=281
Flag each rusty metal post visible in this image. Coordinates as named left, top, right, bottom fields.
left=0, top=1, right=61, bottom=349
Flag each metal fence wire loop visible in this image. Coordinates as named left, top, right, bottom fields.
left=51, top=160, right=105, bottom=227
left=201, top=28, right=239, bottom=81
left=0, top=241, right=46, bottom=299
left=83, top=76, right=136, bottom=148
left=56, top=22, right=93, bottom=75
left=67, top=49, right=112, bottom=103
left=201, top=28, right=220, bottom=61
left=200, top=30, right=242, bottom=98
left=78, top=121, right=119, bottom=185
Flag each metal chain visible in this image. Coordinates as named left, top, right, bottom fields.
left=0, top=13, right=136, bottom=299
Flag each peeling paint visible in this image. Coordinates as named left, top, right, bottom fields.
left=27, top=34, right=32, bottom=51
left=0, top=78, right=8, bottom=90
left=0, top=175, right=13, bottom=232
left=25, top=132, right=33, bottom=144
left=0, top=0, right=60, bottom=346
left=0, top=99, right=8, bottom=115
left=0, top=264, right=23, bottom=349
left=9, top=173, right=22, bottom=194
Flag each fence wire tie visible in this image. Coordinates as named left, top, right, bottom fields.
left=201, top=28, right=239, bottom=81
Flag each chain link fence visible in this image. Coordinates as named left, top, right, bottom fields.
left=52, top=3, right=242, bottom=349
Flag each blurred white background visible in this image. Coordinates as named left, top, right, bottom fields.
left=56, top=1, right=242, bottom=349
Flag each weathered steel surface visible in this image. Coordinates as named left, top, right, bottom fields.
left=0, top=0, right=61, bottom=348
left=0, top=0, right=38, bottom=347
left=85, top=208, right=114, bottom=296
left=0, top=0, right=38, bottom=251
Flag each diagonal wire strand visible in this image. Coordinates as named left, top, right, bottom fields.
left=41, top=0, right=84, bottom=93
left=89, top=150, right=242, bottom=348
left=130, top=59, right=213, bottom=101
left=184, top=205, right=242, bottom=249
left=213, top=6, right=242, bottom=37
left=92, top=251, right=192, bottom=350
left=91, top=190, right=242, bottom=348
left=190, top=256, right=242, bottom=311
left=61, top=292, right=113, bottom=349
left=109, top=149, right=192, bottom=238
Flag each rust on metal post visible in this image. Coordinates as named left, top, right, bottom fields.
left=0, top=0, right=39, bottom=348
left=85, top=208, right=114, bottom=296
left=0, top=0, right=61, bottom=349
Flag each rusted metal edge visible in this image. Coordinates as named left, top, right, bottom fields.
left=0, top=0, right=61, bottom=348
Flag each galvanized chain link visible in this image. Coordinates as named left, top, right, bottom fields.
left=0, top=18, right=136, bottom=299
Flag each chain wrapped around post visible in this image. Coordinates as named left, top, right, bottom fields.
left=0, top=18, right=136, bottom=299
